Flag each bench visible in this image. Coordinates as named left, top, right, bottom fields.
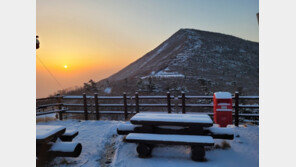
left=49, top=142, right=82, bottom=157
left=117, top=123, right=234, bottom=139
left=59, top=130, right=79, bottom=141
left=126, top=133, right=214, bottom=161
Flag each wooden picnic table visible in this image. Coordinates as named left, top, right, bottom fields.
left=36, top=125, right=66, bottom=144
left=119, top=113, right=233, bottom=161
left=36, top=125, right=82, bottom=165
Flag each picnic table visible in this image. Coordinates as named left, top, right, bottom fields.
left=117, top=113, right=234, bottom=161
left=36, top=125, right=81, bottom=164
left=36, top=125, right=66, bottom=144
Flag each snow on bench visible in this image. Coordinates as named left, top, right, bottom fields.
left=130, top=113, right=213, bottom=127
left=117, top=123, right=137, bottom=134
left=126, top=133, right=214, bottom=146
left=36, top=125, right=66, bottom=143
left=205, top=126, right=234, bottom=135
left=63, top=130, right=78, bottom=136
left=49, top=142, right=82, bottom=157
left=204, top=125, right=234, bottom=139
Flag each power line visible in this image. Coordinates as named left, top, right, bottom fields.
left=36, top=55, right=63, bottom=89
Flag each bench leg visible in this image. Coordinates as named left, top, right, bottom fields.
left=191, top=145, right=205, bottom=161
left=137, top=144, right=153, bottom=158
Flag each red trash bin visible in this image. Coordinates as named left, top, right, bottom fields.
left=213, top=92, right=233, bottom=127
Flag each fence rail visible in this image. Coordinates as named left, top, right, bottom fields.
left=36, top=91, right=259, bottom=126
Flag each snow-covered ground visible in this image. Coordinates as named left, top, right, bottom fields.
left=113, top=124, right=258, bottom=167
left=37, top=119, right=258, bottom=167
left=37, top=120, right=122, bottom=166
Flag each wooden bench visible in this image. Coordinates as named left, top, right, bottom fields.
left=126, top=133, right=214, bottom=161
left=49, top=142, right=82, bottom=157
left=117, top=123, right=234, bottom=139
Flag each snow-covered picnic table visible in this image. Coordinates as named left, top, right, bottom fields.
left=36, top=125, right=82, bottom=165
left=36, top=125, right=66, bottom=143
left=118, top=113, right=233, bottom=161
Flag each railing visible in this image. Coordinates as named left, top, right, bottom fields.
left=36, top=91, right=259, bottom=126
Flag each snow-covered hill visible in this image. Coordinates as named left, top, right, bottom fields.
left=96, top=28, right=258, bottom=95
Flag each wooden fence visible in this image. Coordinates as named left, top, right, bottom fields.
left=36, top=91, right=259, bottom=126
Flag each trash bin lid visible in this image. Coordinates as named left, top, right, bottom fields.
left=214, top=92, right=232, bottom=99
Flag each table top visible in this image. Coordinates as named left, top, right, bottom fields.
left=36, top=125, right=66, bottom=143
left=130, top=113, right=213, bottom=127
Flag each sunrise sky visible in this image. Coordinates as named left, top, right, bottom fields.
left=36, top=0, right=259, bottom=98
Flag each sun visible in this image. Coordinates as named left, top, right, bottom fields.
left=64, top=65, right=68, bottom=69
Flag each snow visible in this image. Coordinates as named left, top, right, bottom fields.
left=50, top=142, right=80, bottom=152
left=113, top=125, right=259, bottom=167
left=214, top=92, right=232, bottom=99
left=205, top=125, right=234, bottom=135
left=155, top=43, right=168, bottom=55
left=126, top=133, right=214, bottom=145
left=37, top=120, right=122, bottom=166
left=131, top=113, right=213, bottom=124
left=154, top=70, right=184, bottom=78
left=170, top=31, right=203, bottom=66
left=104, top=87, right=112, bottom=94
left=138, top=42, right=168, bottom=69
left=36, top=125, right=65, bottom=140
left=64, top=129, right=78, bottom=136
left=140, top=67, right=184, bottom=79
left=36, top=119, right=258, bottom=167
left=117, top=122, right=136, bottom=131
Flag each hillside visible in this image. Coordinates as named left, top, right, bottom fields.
left=69, top=28, right=259, bottom=96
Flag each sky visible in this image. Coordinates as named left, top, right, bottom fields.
left=36, top=0, right=259, bottom=98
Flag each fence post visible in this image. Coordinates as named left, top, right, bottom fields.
left=167, top=92, right=171, bottom=113
left=83, top=93, right=88, bottom=120
left=234, top=91, right=239, bottom=126
left=57, top=94, right=63, bottom=120
left=94, top=93, right=99, bottom=120
left=123, top=92, right=128, bottom=120
left=182, top=92, right=186, bottom=114
left=135, top=92, right=139, bottom=113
